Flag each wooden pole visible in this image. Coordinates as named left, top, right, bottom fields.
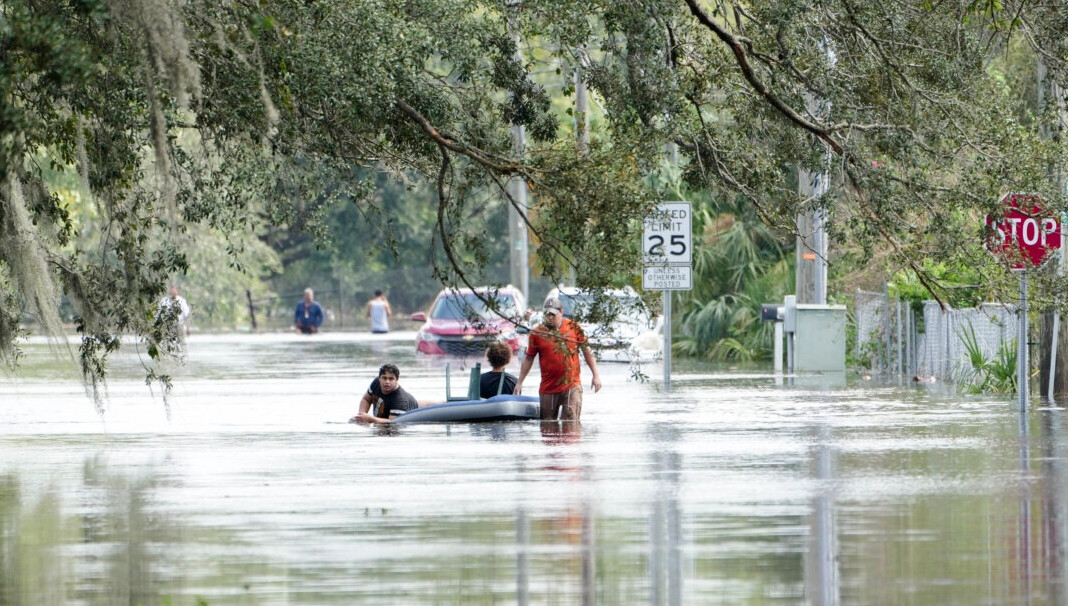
left=246, top=289, right=257, bottom=330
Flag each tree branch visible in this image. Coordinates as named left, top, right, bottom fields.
left=394, top=97, right=530, bottom=177
left=682, top=0, right=844, bottom=155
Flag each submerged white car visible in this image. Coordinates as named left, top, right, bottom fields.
left=544, top=286, right=663, bottom=363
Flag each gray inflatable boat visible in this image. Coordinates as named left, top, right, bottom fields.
left=391, top=394, right=540, bottom=424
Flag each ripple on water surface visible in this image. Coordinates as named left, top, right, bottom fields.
left=0, top=333, right=1061, bottom=605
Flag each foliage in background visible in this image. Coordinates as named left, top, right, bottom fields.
left=954, top=322, right=1018, bottom=395
left=890, top=261, right=986, bottom=310
left=847, top=325, right=881, bottom=371
left=662, top=171, right=794, bottom=361
left=260, top=171, right=510, bottom=317
left=884, top=258, right=982, bottom=322
left=3, top=0, right=1068, bottom=399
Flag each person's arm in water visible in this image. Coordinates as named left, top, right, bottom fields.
left=356, top=410, right=393, bottom=423
left=356, top=398, right=435, bottom=422
left=352, top=391, right=381, bottom=423
left=514, top=354, right=535, bottom=396
left=582, top=345, right=602, bottom=392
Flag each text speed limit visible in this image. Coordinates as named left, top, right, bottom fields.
left=643, top=202, right=692, bottom=265
left=643, top=202, right=692, bottom=291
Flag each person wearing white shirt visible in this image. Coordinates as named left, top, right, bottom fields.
left=159, top=285, right=192, bottom=335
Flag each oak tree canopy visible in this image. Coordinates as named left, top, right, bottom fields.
left=1, top=0, right=1065, bottom=400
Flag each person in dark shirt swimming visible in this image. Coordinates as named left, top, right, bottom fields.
left=352, top=364, right=425, bottom=423
left=480, top=341, right=518, bottom=398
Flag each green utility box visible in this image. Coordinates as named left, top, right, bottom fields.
left=795, top=304, right=847, bottom=373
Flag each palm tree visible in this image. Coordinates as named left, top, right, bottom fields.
left=674, top=196, right=793, bottom=362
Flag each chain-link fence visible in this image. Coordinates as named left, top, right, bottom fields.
left=854, top=288, right=1016, bottom=383
left=246, top=285, right=408, bottom=332
left=247, top=287, right=353, bottom=332
left=243, top=268, right=449, bottom=332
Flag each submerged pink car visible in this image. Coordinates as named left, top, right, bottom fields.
left=410, top=286, right=529, bottom=356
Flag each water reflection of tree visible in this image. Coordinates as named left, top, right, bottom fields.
left=961, top=411, right=1068, bottom=604
left=1038, top=410, right=1066, bottom=606
left=79, top=455, right=172, bottom=605
left=834, top=409, right=1068, bottom=604
left=0, top=455, right=235, bottom=605
left=3, top=475, right=99, bottom=605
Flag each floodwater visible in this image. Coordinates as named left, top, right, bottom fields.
left=0, top=332, right=1065, bottom=605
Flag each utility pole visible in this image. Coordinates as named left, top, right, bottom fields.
left=796, top=173, right=828, bottom=305
left=574, top=48, right=589, bottom=156
left=507, top=10, right=529, bottom=297
left=1037, top=56, right=1067, bottom=402
left=568, top=48, right=589, bottom=288
left=663, top=143, right=678, bottom=389
left=509, top=126, right=529, bottom=297
left=796, top=41, right=834, bottom=306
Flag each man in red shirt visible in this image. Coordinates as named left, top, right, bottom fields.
left=515, top=297, right=602, bottom=420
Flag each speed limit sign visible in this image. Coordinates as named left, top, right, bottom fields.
left=643, top=202, right=692, bottom=290
left=643, top=202, right=691, bottom=264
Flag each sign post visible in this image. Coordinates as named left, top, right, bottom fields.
left=643, top=202, right=693, bottom=389
left=1050, top=215, right=1067, bottom=404
left=986, top=192, right=1062, bottom=411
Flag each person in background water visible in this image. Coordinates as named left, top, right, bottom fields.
left=366, top=289, right=392, bottom=334
left=480, top=341, right=518, bottom=398
left=293, top=288, right=325, bottom=334
left=515, top=296, right=602, bottom=421
left=352, top=363, right=422, bottom=423
left=159, top=285, right=192, bottom=336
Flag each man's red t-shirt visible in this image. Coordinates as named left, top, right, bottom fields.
left=526, top=319, right=587, bottom=394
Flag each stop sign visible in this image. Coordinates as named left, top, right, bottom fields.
left=985, top=193, right=1062, bottom=269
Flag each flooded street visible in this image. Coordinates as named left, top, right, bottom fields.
left=1, top=332, right=1065, bottom=605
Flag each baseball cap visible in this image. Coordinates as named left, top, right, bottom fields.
left=543, top=297, right=564, bottom=316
